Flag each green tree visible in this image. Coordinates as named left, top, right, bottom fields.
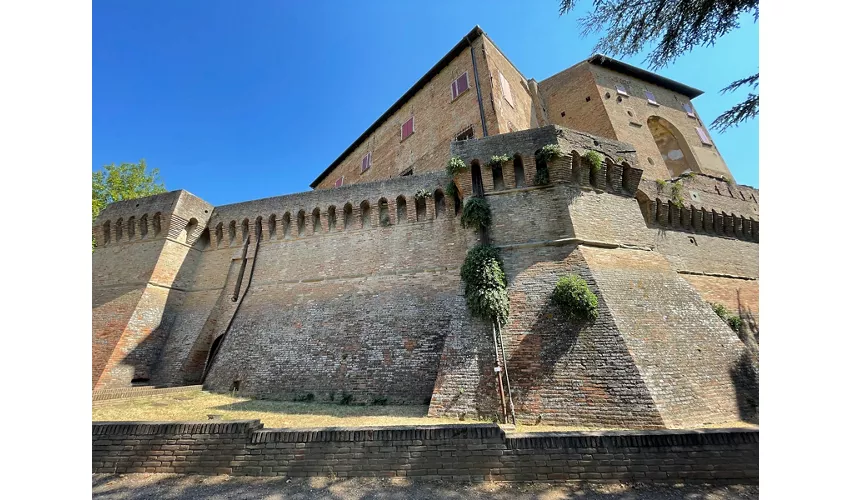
left=559, top=0, right=759, bottom=132
left=92, top=160, right=166, bottom=248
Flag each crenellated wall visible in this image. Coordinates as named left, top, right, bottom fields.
left=92, top=123, right=758, bottom=429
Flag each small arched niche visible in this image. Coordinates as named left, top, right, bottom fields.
left=378, top=198, right=390, bottom=226
left=360, top=200, right=371, bottom=228
left=396, top=196, right=407, bottom=224
left=343, top=203, right=353, bottom=229
left=513, top=155, right=525, bottom=188
left=312, top=207, right=322, bottom=233
left=434, top=189, right=445, bottom=218
left=297, top=210, right=306, bottom=236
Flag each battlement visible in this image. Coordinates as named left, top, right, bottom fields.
left=450, top=125, right=644, bottom=198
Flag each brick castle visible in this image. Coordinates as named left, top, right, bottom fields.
left=92, top=26, right=758, bottom=429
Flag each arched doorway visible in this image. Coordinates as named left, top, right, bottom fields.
left=647, top=116, right=699, bottom=177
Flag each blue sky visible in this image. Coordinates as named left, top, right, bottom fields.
left=93, top=1, right=759, bottom=206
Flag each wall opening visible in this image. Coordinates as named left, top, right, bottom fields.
left=255, top=216, right=263, bottom=241
left=415, top=196, right=427, bottom=221
left=102, top=221, right=111, bottom=244
left=379, top=198, right=390, bottom=226
left=184, top=218, right=199, bottom=245
left=492, top=163, right=505, bottom=191
left=297, top=210, right=306, bottom=236
left=139, top=214, right=148, bottom=238
left=453, top=187, right=462, bottom=215
left=343, top=203, right=353, bottom=229
left=127, top=217, right=136, bottom=240
left=312, top=208, right=322, bottom=233
left=215, top=223, right=223, bottom=246
left=198, top=227, right=211, bottom=249
left=513, top=155, right=525, bottom=188
left=241, top=219, right=249, bottom=242
left=396, top=196, right=407, bottom=223
left=282, top=212, right=291, bottom=238
left=622, top=162, right=632, bottom=192
left=327, top=206, right=337, bottom=230
left=571, top=150, right=582, bottom=183
left=434, top=189, right=445, bottom=218
left=471, top=160, right=484, bottom=196
left=115, top=218, right=124, bottom=241
left=360, top=200, right=371, bottom=228
left=153, top=213, right=162, bottom=236
left=647, top=115, right=699, bottom=177
left=268, top=214, right=277, bottom=239
left=228, top=221, right=237, bottom=244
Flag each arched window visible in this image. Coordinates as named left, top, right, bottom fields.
left=139, top=214, right=148, bottom=238
left=415, top=195, right=427, bottom=221
left=434, top=189, right=445, bottom=218
left=360, top=200, right=371, bottom=228
left=215, top=222, right=223, bottom=246
left=312, top=208, right=322, bottom=233
left=282, top=212, right=291, bottom=238
left=184, top=218, right=199, bottom=245
left=255, top=216, right=263, bottom=240
left=343, top=203, right=353, bottom=229
left=513, top=155, right=525, bottom=188
left=127, top=216, right=136, bottom=239
left=268, top=214, right=277, bottom=239
left=327, top=206, right=337, bottom=231
left=153, top=213, right=162, bottom=236
left=297, top=210, right=306, bottom=236
left=102, top=221, right=111, bottom=245
left=378, top=198, right=390, bottom=226
left=396, top=196, right=408, bottom=224
left=228, top=221, right=237, bottom=244
left=492, top=163, right=504, bottom=190
left=198, top=227, right=210, bottom=249
left=647, top=116, right=699, bottom=177
left=470, top=160, right=484, bottom=196
left=241, top=219, right=249, bottom=242
left=115, top=218, right=124, bottom=241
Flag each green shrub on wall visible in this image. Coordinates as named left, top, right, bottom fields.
left=670, top=181, right=685, bottom=208
left=445, top=181, right=458, bottom=199
left=461, top=196, right=491, bottom=231
left=583, top=150, right=603, bottom=172
left=461, top=244, right=510, bottom=326
left=447, top=156, right=467, bottom=176
left=711, top=302, right=743, bottom=334
left=552, top=275, right=599, bottom=322
left=534, top=166, right=550, bottom=185
left=536, top=144, right=563, bottom=162
left=488, top=154, right=512, bottom=167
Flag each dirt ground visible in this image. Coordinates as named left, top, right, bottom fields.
left=92, top=474, right=758, bottom=500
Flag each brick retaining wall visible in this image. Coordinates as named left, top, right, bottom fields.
left=92, top=421, right=758, bottom=483
left=92, top=385, right=202, bottom=403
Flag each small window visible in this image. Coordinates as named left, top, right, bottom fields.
left=616, top=84, right=629, bottom=96
left=334, top=176, right=344, bottom=188
left=400, top=167, right=413, bottom=177
left=401, top=117, right=415, bottom=141
left=499, top=72, right=514, bottom=108
left=683, top=103, right=696, bottom=118
left=645, top=91, right=658, bottom=105
left=455, top=127, right=474, bottom=141
left=361, top=152, right=372, bottom=173
left=451, top=72, right=470, bottom=101
left=695, top=126, right=712, bottom=145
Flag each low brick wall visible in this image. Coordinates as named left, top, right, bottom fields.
left=92, top=421, right=757, bottom=483
left=92, top=385, right=202, bottom=403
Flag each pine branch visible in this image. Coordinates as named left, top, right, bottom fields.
left=711, top=93, right=758, bottom=132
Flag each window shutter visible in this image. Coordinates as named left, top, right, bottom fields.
left=499, top=72, right=514, bottom=107
left=451, top=80, right=458, bottom=100
left=645, top=91, right=658, bottom=105
left=401, top=117, right=414, bottom=140
left=335, top=176, right=344, bottom=188
left=457, top=72, right=469, bottom=95
left=616, top=84, right=629, bottom=96
left=696, top=127, right=712, bottom=145
left=684, top=103, right=696, bottom=117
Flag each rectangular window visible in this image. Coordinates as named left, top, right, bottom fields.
left=499, top=71, right=514, bottom=108
left=451, top=72, right=470, bottom=101
left=683, top=103, right=696, bottom=117
left=645, top=91, right=658, bottom=105
left=455, top=126, right=474, bottom=141
left=334, top=176, right=344, bottom=188
left=616, top=84, right=629, bottom=96
left=401, top=117, right=415, bottom=141
left=360, top=151, right=372, bottom=173
left=696, top=126, right=712, bottom=145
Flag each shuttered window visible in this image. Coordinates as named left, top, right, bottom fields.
left=499, top=72, right=514, bottom=108
left=616, top=84, right=629, bottom=96
left=401, top=117, right=415, bottom=141
left=451, top=72, right=470, bottom=100
left=334, top=176, right=344, bottom=188
left=683, top=103, right=696, bottom=117
left=695, top=126, right=712, bottom=145
left=360, top=152, right=372, bottom=173
left=645, top=91, right=658, bottom=105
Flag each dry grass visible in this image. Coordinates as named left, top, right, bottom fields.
left=92, top=390, right=757, bottom=432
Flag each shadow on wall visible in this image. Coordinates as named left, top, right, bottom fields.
left=731, top=289, right=759, bottom=425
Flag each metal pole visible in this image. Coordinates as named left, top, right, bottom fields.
left=496, top=321, right=517, bottom=425
left=491, top=321, right=507, bottom=423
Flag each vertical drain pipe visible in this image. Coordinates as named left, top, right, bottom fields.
left=492, top=322, right=507, bottom=422
left=496, top=322, right=516, bottom=425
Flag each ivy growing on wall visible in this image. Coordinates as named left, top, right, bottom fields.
left=461, top=196, right=492, bottom=231
left=444, top=181, right=458, bottom=199
left=552, top=275, right=599, bottom=322
left=536, top=144, right=564, bottom=162
left=461, top=244, right=510, bottom=326
left=670, top=180, right=685, bottom=208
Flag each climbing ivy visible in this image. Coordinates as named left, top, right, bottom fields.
left=461, top=196, right=492, bottom=231
left=552, top=275, right=599, bottom=322
left=583, top=150, right=603, bottom=172
left=535, top=144, right=563, bottom=162
left=461, top=244, right=510, bottom=326
left=447, top=156, right=468, bottom=176
left=670, top=180, right=685, bottom=208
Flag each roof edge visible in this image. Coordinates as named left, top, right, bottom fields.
left=587, top=54, right=703, bottom=99
left=310, top=25, right=485, bottom=189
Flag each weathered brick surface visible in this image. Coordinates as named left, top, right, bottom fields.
left=92, top=421, right=758, bottom=483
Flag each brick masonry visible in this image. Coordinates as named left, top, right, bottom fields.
left=92, top=420, right=758, bottom=483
